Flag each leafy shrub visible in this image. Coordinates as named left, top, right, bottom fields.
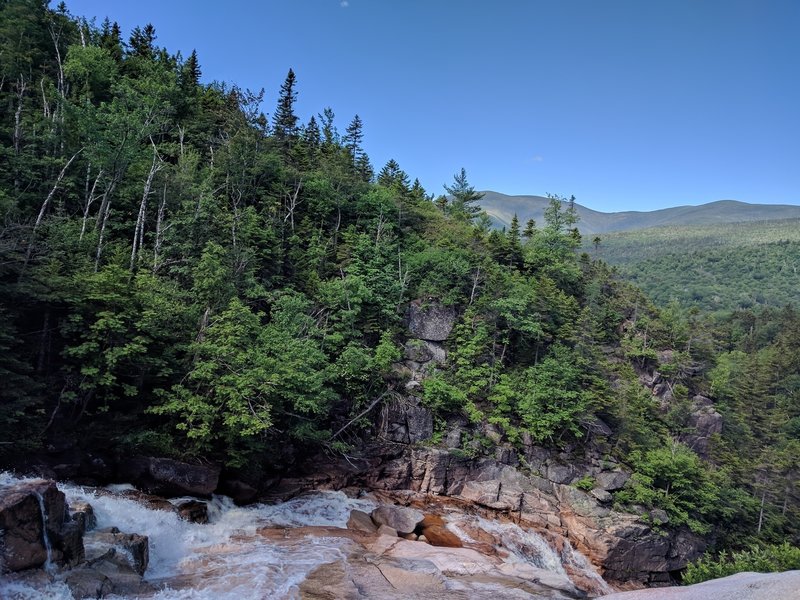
left=683, top=543, right=800, bottom=585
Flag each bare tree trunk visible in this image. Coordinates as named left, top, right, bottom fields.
left=40, top=78, right=50, bottom=119
left=397, top=253, right=409, bottom=305
left=177, top=125, right=185, bottom=157
left=153, top=182, right=168, bottom=273
left=130, top=148, right=162, bottom=271
left=80, top=169, right=103, bottom=241
left=283, top=179, right=302, bottom=232
left=375, top=210, right=386, bottom=245
left=13, top=76, right=26, bottom=155
left=469, top=266, right=482, bottom=305
left=95, top=198, right=112, bottom=272
left=49, top=24, right=66, bottom=101
left=25, top=149, right=82, bottom=265
left=757, top=489, right=766, bottom=534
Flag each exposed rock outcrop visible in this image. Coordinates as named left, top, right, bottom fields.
left=175, top=499, right=209, bottom=524
left=117, top=456, right=220, bottom=497
left=84, top=528, right=149, bottom=576
left=407, top=300, right=456, bottom=342
left=679, top=395, right=723, bottom=459
left=599, top=570, right=800, bottom=600
left=378, top=397, right=434, bottom=444
left=356, top=444, right=705, bottom=586
left=0, top=478, right=84, bottom=572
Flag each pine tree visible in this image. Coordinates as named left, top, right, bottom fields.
left=273, top=68, right=299, bottom=143
left=319, top=107, right=337, bottom=147
left=129, top=24, right=156, bottom=59
left=523, top=218, right=537, bottom=239
left=508, top=214, right=523, bottom=268
left=303, top=115, right=321, bottom=148
left=343, top=115, right=363, bottom=158
left=99, top=19, right=123, bottom=62
left=182, top=49, right=201, bottom=87
left=409, top=178, right=428, bottom=204
left=377, top=159, right=410, bottom=193
left=444, top=168, right=483, bottom=220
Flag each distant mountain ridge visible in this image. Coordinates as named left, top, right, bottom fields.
left=479, top=191, right=800, bottom=234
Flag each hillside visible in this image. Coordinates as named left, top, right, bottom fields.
left=480, top=191, right=800, bottom=234
left=591, top=219, right=800, bottom=312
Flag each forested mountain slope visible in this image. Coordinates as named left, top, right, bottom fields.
left=0, top=0, right=798, bottom=577
left=590, top=219, right=800, bottom=312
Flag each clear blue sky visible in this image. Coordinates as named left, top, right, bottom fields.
left=64, top=0, right=799, bottom=212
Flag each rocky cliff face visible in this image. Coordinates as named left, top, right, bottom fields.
left=366, top=444, right=704, bottom=586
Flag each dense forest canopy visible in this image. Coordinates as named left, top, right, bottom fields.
left=590, top=219, right=800, bottom=313
left=1, top=0, right=798, bottom=566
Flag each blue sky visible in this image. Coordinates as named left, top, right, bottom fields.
left=64, top=0, right=799, bottom=212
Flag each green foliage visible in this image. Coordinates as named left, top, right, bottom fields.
left=489, top=344, right=596, bottom=444
left=616, top=442, right=720, bottom=534
left=422, top=375, right=469, bottom=413
left=683, top=543, right=800, bottom=585
left=574, top=475, right=596, bottom=492
left=593, top=220, right=800, bottom=312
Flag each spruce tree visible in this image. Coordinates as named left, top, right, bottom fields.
left=377, top=159, right=410, bottom=193
left=182, top=49, right=201, bottom=87
left=444, top=168, right=483, bottom=220
left=273, top=68, right=299, bottom=143
left=129, top=24, right=156, bottom=59
left=508, top=214, right=523, bottom=268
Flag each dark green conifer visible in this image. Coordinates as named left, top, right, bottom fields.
left=444, top=168, right=483, bottom=220
left=273, top=68, right=299, bottom=143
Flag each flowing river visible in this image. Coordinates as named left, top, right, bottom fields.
left=0, top=472, right=612, bottom=599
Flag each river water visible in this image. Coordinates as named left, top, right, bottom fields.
left=0, top=472, right=611, bottom=599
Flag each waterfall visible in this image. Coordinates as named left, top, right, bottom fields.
left=33, top=491, right=56, bottom=575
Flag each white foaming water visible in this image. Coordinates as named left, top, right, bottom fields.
left=446, top=510, right=613, bottom=595
left=445, top=512, right=566, bottom=573
left=1, top=472, right=376, bottom=600
left=64, top=484, right=377, bottom=596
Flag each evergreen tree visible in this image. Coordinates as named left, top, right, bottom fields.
left=444, top=168, right=483, bottom=220
left=273, top=68, right=299, bottom=143
left=343, top=115, right=372, bottom=181
left=303, top=115, right=321, bottom=148
left=129, top=24, right=157, bottom=59
left=508, top=214, right=522, bottom=268
left=99, top=19, right=123, bottom=62
left=182, top=49, right=201, bottom=87
left=377, top=159, right=410, bottom=193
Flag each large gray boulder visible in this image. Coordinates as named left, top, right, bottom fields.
left=84, top=528, right=149, bottom=576
left=407, top=301, right=456, bottom=342
left=117, top=456, right=220, bottom=497
left=371, top=505, right=424, bottom=535
left=0, top=478, right=83, bottom=572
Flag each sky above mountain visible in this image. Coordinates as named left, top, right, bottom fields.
left=64, top=0, right=799, bottom=212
